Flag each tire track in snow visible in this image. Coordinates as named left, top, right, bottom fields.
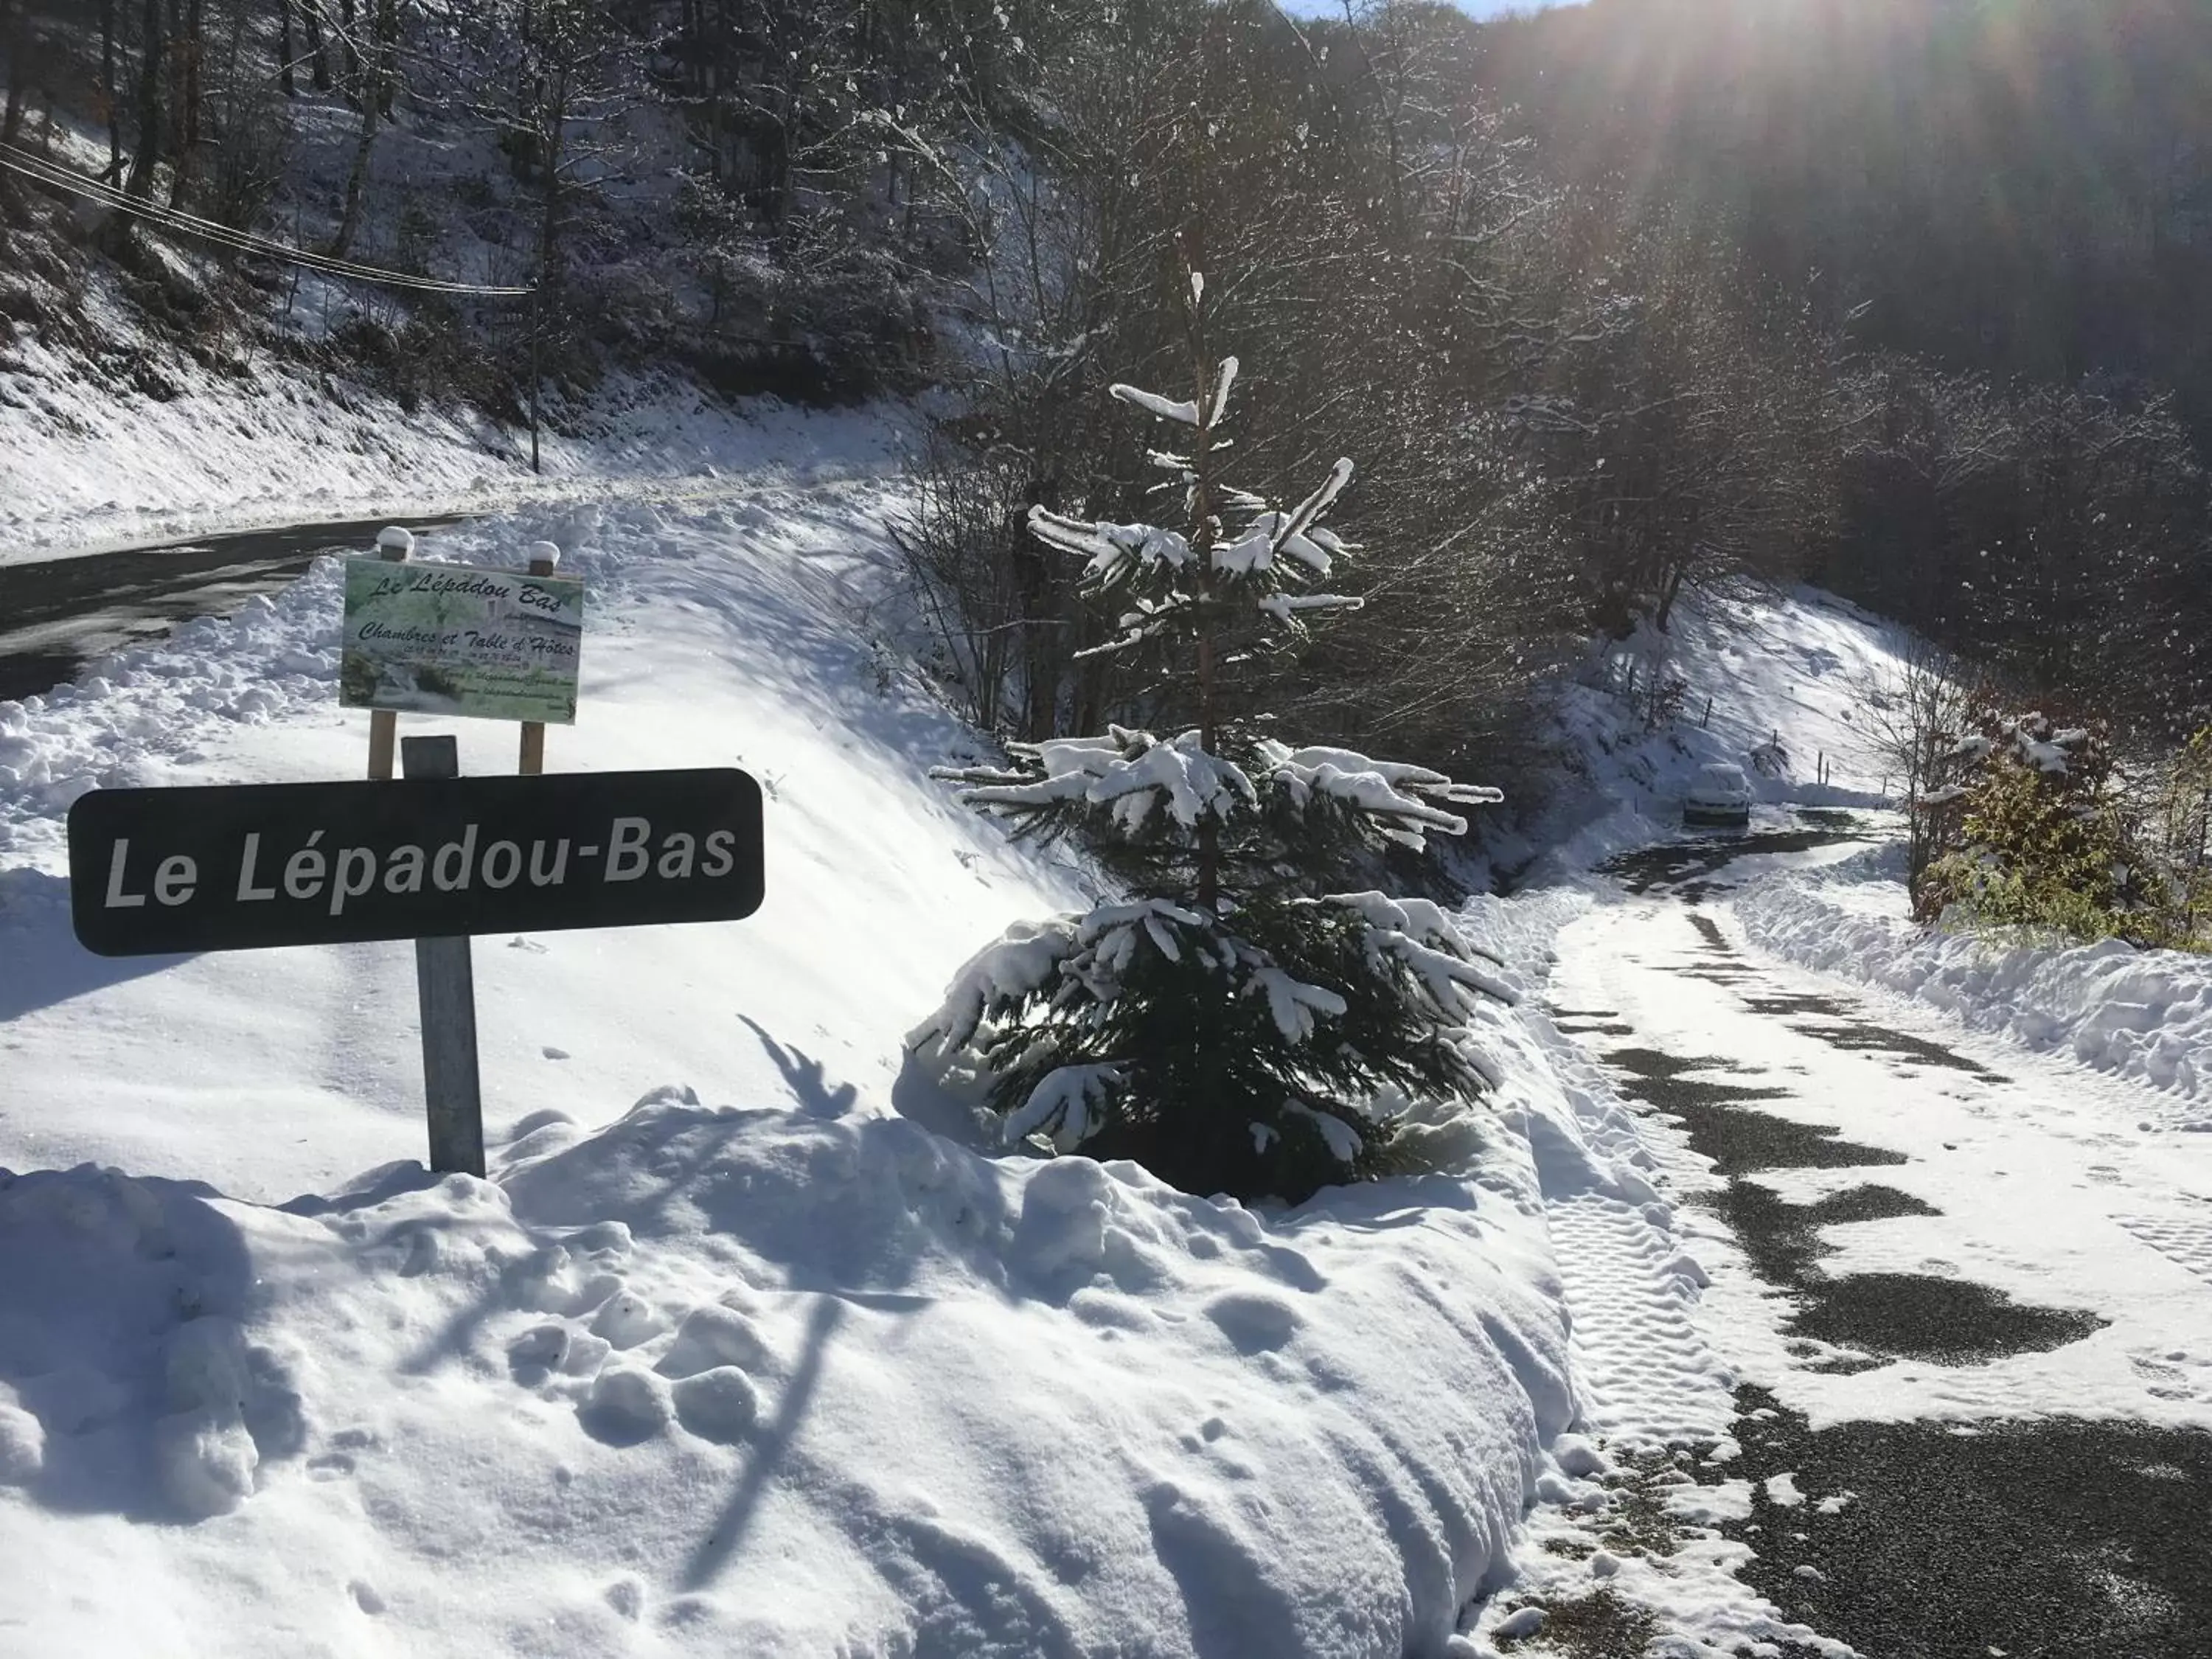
left=1472, top=970, right=1848, bottom=1658
left=1534, top=928, right=1742, bottom=1456
left=1544, top=1192, right=1735, bottom=1451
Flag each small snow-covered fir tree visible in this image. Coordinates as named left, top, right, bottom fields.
left=911, top=269, right=1513, bottom=1203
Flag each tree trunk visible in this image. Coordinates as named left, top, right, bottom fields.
left=374, top=0, right=395, bottom=118
left=336, top=0, right=357, bottom=100
left=526, top=83, right=565, bottom=476
left=167, top=0, right=204, bottom=208
left=1653, top=561, right=1688, bottom=632
left=101, top=0, right=125, bottom=178
left=302, top=0, right=329, bottom=91
left=278, top=0, right=296, bottom=97
left=329, top=28, right=382, bottom=255
left=124, top=0, right=164, bottom=198
left=1181, top=239, right=1222, bottom=917
left=164, top=0, right=183, bottom=165
left=535, top=89, right=563, bottom=296
left=1, top=0, right=29, bottom=150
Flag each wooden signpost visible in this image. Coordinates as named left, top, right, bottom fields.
left=66, top=765, right=765, bottom=1169
left=365, top=526, right=411, bottom=782
left=63, top=525, right=760, bottom=1178
left=517, top=541, right=562, bottom=777
left=403, top=734, right=484, bottom=1175
left=346, top=524, right=582, bottom=1166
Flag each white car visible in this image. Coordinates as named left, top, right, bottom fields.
left=1684, top=762, right=1753, bottom=827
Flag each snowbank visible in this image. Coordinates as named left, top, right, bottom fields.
left=1735, top=848, right=2212, bottom=1129
left=0, top=1080, right=1582, bottom=1657
left=0, top=454, right=1644, bottom=1654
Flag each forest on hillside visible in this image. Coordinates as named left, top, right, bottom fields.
left=4, top=0, right=2212, bottom=863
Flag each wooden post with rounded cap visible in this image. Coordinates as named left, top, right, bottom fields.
left=365, top=525, right=414, bottom=781
left=518, top=541, right=560, bottom=776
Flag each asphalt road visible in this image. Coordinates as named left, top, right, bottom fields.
left=1560, top=825, right=2212, bottom=1659
left=0, top=515, right=467, bottom=703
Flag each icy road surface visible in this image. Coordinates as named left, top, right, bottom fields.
left=0, top=517, right=473, bottom=703
left=1531, top=816, right=2212, bottom=1657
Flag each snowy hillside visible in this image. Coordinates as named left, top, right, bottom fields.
left=0, top=453, right=1694, bottom=1656
left=0, top=316, right=873, bottom=564
left=1519, top=583, right=1912, bottom=876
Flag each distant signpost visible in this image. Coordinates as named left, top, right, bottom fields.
left=340, top=554, right=583, bottom=726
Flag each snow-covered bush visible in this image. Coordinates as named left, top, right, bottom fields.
left=1917, top=711, right=2149, bottom=941
left=913, top=272, right=1512, bottom=1203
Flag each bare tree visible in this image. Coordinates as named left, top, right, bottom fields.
left=330, top=0, right=399, bottom=256
left=122, top=0, right=163, bottom=197
left=1853, top=637, right=1979, bottom=890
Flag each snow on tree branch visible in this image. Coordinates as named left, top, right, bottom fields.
left=1209, top=356, right=1239, bottom=426
left=908, top=914, right=1083, bottom=1060
left=941, top=728, right=1257, bottom=834
left=1259, top=593, right=1363, bottom=623
left=1325, top=892, right=1520, bottom=1017
left=1107, top=383, right=1200, bottom=425
left=1005, top=1064, right=1124, bottom=1151
left=1248, top=966, right=1349, bottom=1043
left=1281, top=459, right=1354, bottom=545
left=1026, top=506, right=1192, bottom=587
left=1284, top=1101, right=1366, bottom=1163
left=1327, top=891, right=1512, bottom=971
left=1062, top=899, right=1211, bottom=993
left=1259, top=743, right=1505, bottom=850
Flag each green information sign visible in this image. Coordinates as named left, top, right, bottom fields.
left=340, top=557, right=583, bottom=726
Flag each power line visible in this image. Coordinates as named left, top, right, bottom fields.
left=0, top=142, right=535, bottom=297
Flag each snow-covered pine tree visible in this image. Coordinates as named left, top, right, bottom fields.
left=911, top=268, right=1514, bottom=1203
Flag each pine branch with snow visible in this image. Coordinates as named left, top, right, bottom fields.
left=911, top=893, right=1506, bottom=1197
left=933, top=728, right=1506, bottom=894
left=1028, top=354, right=1368, bottom=661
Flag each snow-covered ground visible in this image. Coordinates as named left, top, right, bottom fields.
left=0, top=320, right=894, bottom=565
left=15, top=398, right=2212, bottom=1656
left=1737, top=846, right=2212, bottom=1132
left=1517, top=585, right=1911, bottom=878
left=1559, top=883, right=2212, bottom=1433
left=1465, top=582, right=2212, bottom=1649
left=0, top=445, right=1694, bottom=1655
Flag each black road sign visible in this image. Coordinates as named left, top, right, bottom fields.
left=68, top=768, right=764, bottom=956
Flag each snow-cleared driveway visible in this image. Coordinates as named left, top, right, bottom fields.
left=1545, top=824, right=2212, bottom=1657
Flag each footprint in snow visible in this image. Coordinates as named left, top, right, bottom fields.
left=604, top=1578, right=645, bottom=1621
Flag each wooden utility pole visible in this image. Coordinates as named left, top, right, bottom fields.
left=528, top=278, right=543, bottom=473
